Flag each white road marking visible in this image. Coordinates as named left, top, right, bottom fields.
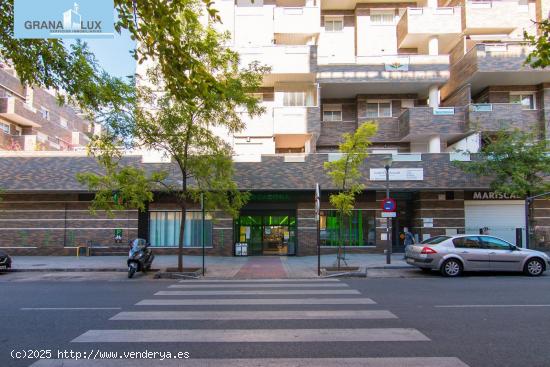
left=72, top=328, right=430, bottom=343
left=155, top=289, right=360, bottom=296
left=167, top=283, right=349, bottom=288
left=136, top=298, right=376, bottom=306
left=30, top=357, right=470, bottom=367
left=20, top=307, right=122, bottom=311
left=178, top=279, right=340, bottom=283
left=110, top=310, right=397, bottom=320
left=435, top=304, right=550, bottom=308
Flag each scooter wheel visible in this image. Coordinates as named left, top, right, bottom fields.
left=128, top=266, right=136, bottom=278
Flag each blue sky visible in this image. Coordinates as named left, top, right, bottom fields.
left=84, top=29, right=136, bottom=79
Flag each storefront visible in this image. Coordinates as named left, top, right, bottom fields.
left=235, top=211, right=297, bottom=255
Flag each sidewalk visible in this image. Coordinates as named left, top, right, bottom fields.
left=7, top=254, right=411, bottom=278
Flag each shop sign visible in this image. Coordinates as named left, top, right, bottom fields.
left=250, top=192, right=291, bottom=202
left=469, top=191, right=521, bottom=200
left=370, top=168, right=424, bottom=181
left=433, top=107, right=455, bottom=115
left=423, top=218, right=434, bottom=228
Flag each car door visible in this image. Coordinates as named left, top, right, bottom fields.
left=482, top=236, right=524, bottom=271
left=452, top=236, right=490, bottom=271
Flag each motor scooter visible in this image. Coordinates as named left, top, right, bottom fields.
left=127, top=238, right=154, bottom=278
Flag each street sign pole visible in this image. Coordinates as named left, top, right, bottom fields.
left=315, top=183, right=321, bottom=277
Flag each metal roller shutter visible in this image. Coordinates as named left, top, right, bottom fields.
left=464, top=201, right=525, bottom=245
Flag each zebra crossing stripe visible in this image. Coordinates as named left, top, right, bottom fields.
left=110, top=310, right=397, bottom=320
left=31, top=357, right=470, bottom=367
left=154, top=289, right=360, bottom=296
left=135, top=298, right=376, bottom=306
left=167, top=283, right=349, bottom=289
left=178, top=279, right=341, bottom=283
left=72, top=328, right=430, bottom=343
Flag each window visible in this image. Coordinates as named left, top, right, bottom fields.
left=370, top=10, right=394, bottom=25
left=320, top=210, right=376, bottom=246
left=149, top=211, right=213, bottom=247
left=453, top=236, right=483, bottom=249
left=40, top=107, right=50, bottom=120
left=481, top=236, right=512, bottom=250
left=59, top=117, right=68, bottom=128
left=421, top=236, right=450, bottom=245
left=366, top=101, right=392, bottom=118
left=0, top=121, right=10, bottom=134
left=510, top=93, right=535, bottom=110
left=325, top=18, right=343, bottom=32
left=323, top=104, right=342, bottom=121
left=283, top=91, right=315, bottom=106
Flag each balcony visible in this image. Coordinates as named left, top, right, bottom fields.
left=273, top=107, right=309, bottom=135
left=238, top=45, right=314, bottom=76
left=0, top=97, right=41, bottom=128
left=317, top=54, right=450, bottom=98
left=0, top=68, right=25, bottom=96
left=273, top=6, right=320, bottom=35
left=0, top=130, right=25, bottom=150
left=463, top=0, right=531, bottom=34
left=398, top=106, right=467, bottom=141
left=441, top=43, right=550, bottom=101
left=397, top=7, right=461, bottom=52
left=468, top=103, right=542, bottom=132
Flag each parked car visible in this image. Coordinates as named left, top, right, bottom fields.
left=405, top=235, right=550, bottom=277
left=0, top=249, right=12, bottom=269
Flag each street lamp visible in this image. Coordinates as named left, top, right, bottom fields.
left=384, top=157, right=393, bottom=265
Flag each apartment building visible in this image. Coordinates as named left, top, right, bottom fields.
left=0, top=0, right=548, bottom=257
left=0, top=63, right=93, bottom=151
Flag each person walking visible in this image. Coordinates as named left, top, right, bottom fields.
left=403, top=227, right=415, bottom=249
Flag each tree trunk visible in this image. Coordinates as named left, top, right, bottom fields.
left=178, top=200, right=187, bottom=272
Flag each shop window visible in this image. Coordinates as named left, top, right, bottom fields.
left=366, top=101, right=392, bottom=118
left=510, top=93, right=535, bottom=110
left=149, top=211, right=213, bottom=247
left=320, top=210, right=376, bottom=246
left=323, top=104, right=342, bottom=121
left=325, top=18, right=343, bottom=32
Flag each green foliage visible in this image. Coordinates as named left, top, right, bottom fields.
left=455, top=129, right=550, bottom=197
left=525, top=19, right=550, bottom=69
left=324, top=122, right=378, bottom=216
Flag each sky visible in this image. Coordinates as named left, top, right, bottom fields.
left=84, top=29, right=136, bottom=79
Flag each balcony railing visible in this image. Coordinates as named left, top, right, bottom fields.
left=468, top=103, right=541, bottom=132
left=273, top=106, right=309, bottom=135
left=464, top=0, right=531, bottom=32
left=398, top=106, right=467, bottom=141
left=238, top=45, right=313, bottom=74
left=273, top=6, right=320, bottom=34
left=397, top=7, right=461, bottom=48
left=0, top=97, right=41, bottom=127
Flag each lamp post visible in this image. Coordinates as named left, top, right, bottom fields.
left=384, top=158, right=392, bottom=265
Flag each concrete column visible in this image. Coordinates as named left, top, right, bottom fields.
left=428, top=135, right=441, bottom=153
left=428, top=36, right=439, bottom=56
left=429, top=85, right=439, bottom=108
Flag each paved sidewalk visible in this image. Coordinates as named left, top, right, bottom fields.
left=7, top=254, right=410, bottom=278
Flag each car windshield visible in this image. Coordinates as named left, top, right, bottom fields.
left=420, top=236, right=450, bottom=245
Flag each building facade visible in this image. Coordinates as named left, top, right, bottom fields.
left=0, top=0, right=548, bottom=256
left=0, top=63, right=93, bottom=151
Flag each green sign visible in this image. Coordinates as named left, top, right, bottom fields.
left=114, top=229, right=122, bottom=237
left=250, top=192, right=291, bottom=202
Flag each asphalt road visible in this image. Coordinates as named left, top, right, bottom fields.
left=1, top=271, right=550, bottom=367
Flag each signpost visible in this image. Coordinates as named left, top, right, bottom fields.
left=201, top=192, right=205, bottom=276
left=315, top=183, right=321, bottom=277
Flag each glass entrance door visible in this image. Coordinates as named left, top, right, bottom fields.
left=235, top=212, right=296, bottom=255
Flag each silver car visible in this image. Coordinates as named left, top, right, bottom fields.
left=405, top=235, right=550, bottom=277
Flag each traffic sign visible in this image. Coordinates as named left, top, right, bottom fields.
left=381, top=212, right=397, bottom=218
left=381, top=198, right=397, bottom=212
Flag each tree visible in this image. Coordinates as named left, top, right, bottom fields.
left=79, top=1, right=268, bottom=272
left=525, top=18, right=550, bottom=69
left=455, top=129, right=550, bottom=197
left=324, top=122, right=378, bottom=269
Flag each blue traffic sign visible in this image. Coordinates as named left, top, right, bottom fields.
left=381, top=198, right=397, bottom=212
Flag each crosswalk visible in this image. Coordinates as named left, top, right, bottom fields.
left=30, top=278, right=470, bottom=367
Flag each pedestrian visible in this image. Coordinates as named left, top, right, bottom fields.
left=404, top=227, right=415, bottom=249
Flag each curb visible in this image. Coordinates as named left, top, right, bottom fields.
left=5, top=268, right=160, bottom=273
left=367, top=265, right=414, bottom=270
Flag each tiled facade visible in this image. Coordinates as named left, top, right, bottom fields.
left=0, top=0, right=549, bottom=256
left=0, top=66, right=93, bottom=151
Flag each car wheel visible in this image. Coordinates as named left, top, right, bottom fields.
left=524, top=258, right=544, bottom=277
left=441, top=258, right=463, bottom=277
